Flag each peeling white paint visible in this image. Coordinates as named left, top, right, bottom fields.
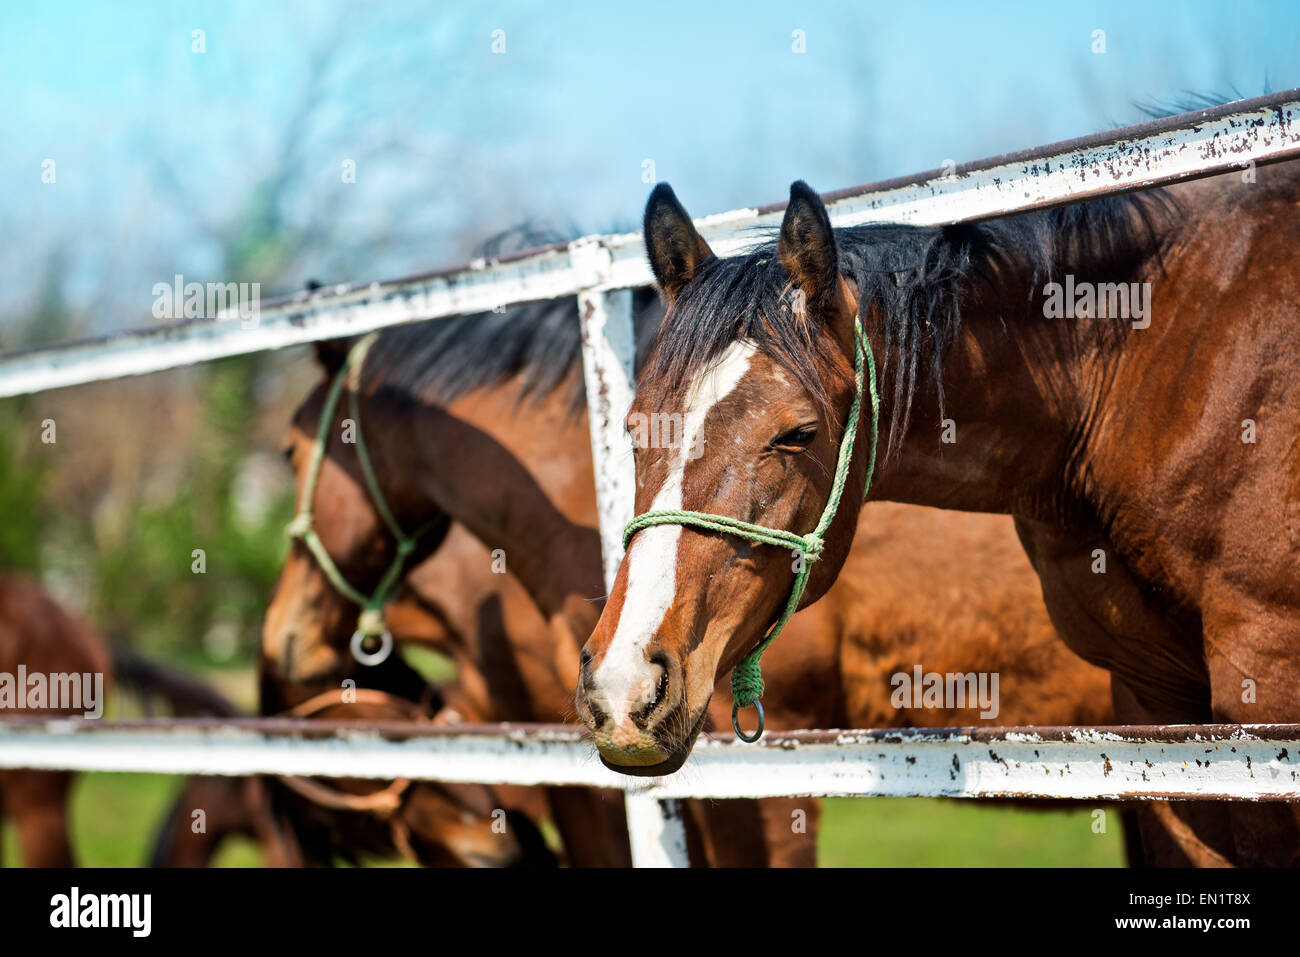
left=576, top=287, right=636, bottom=589
left=2, top=95, right=1297, bottom=398
left=0, top=721, right=1295, bottom=802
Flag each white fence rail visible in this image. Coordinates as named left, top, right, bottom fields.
left=3, top=91, right=1300, bottom=866
left=0, top=91, right=1296, bottom=399
left=5, top=719, right=1298, bottom=801
left=1, top=720, right=1298, bottom=866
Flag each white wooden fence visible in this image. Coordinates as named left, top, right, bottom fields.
left=2, top=91, right=1299, bottom=866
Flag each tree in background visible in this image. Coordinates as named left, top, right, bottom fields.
left=0, top=8, right=543, bottom=665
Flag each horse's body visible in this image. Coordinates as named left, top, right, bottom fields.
left=265, top=299, right=1119, bottom=865
left=0, top=574, right=109, bottom=866
left=395, top=508, right=1118, bottom=862
left=267, top=361, right=812, bottom=866
left=578, top=161, right=1300, bottom=865
left=401, top=502, right=1116, bottom=733
left=150, top=774, right=304, bottom=868
left=0, top=571, right=550, bottom=869
left=153, top=685, right=557, bottom=869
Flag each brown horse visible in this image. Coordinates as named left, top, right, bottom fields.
left=0, top=574, right=110, bottom=866
left=256, top=580, right=560, bottom=868
left=265, top=329, right=806, bottom=866
left=264, top=299, right=1120, bottom=865
left=151, top=688, right=557, bottom=869
left=150, top=774, right=303, bottom=868
left=0, top=571, right=551, bottom=869
left=397, top=508, right=1115, bottom=732
left=578, top=166, right=1300, bottom=865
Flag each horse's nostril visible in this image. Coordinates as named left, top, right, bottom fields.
left=650, top=667, right=668, bottom=710
left=642, top=652, right=670, bottom=714
left=282, top=633, right=297, bottom=672
left=580, top=648, right=592, bottom=669
left=584, top=693, right=608, bottom=728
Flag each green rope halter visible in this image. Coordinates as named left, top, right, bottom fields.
left=622, top=317, right=879, bottom=742
left=286, top=333, right=431, bottom=666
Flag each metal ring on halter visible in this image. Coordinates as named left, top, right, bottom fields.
left=350, top=628, right=393, bottom=666
left=731, top=699, right=765, bottom=743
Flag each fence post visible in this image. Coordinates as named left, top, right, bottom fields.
left=574, top=246, right=691, bottom=867
left=575, top=280, right=637, bottom=586
left=623, top=792, right=690, bottom=867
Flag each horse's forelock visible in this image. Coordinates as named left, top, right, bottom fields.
left=642, top=245, right=840, bottom=421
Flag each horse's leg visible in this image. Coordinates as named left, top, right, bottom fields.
left=6, top=770, right=75, bottom=867
left=1013, top=519, right=1235, bottom=866
left=152, top=776, right=268, bottom=867
left=151, top=778, right=214, bottom=867
left=683, top=798, right=818, bottom=867
left=1109, top=677, right=1235, bottom=866
left=1202, top=607, right=1300, bottom=866
left=756, top=797, right=819, bottom=867
left=1118, top=807, right=1146, bottom=869
left=555, top=794, right=801, bottom=866
left=546, top=786, right=632, bottom=866
left=242, top=776, right=306, bottom=867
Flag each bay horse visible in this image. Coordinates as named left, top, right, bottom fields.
left=577, top=164, right=1300, bottom=866
left=254, top=554, right=560, bottom=869
left=265, top=293, right=1123, bottom=865
left=0, top=571, right=551, bottom=868
left=265, top=306, right=816, bottom=866
left=0, top=573, right=109, bottom=866
left=152, top=686, right=557, bottom=869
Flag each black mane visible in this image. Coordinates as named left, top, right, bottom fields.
left=642, top=188, right=1176, bottom=453
left=357, top=226, right=660, bottom=416
left=362, top=294, right=588, bottom=412
left=1134, top=87, right=1270, bottom=121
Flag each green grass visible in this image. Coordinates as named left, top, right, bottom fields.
left=4, top=771, right=1124, bottom=867
left=399, top=645, right=458, bottom=685
left=817, top=796, right=1125, bottom=867
left=2, top=771, right=262, bottom=867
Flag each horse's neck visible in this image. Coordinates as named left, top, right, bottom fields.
left=408, top=385, right=605, bottom=632
left=866, top=182, right=1209, bottom=526
left=869, top=299, right=1099, bottom=523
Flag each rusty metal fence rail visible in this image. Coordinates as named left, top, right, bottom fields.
left=0, top=718, right=1297, bottom=866
left=1, top=91, right=1299, bottom=865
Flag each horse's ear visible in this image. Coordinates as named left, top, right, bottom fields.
left=643, top=183, right=715, bottom=305
left=314, top=336, right=356, bottom=376
left=777, top=181, right=840, bottom=314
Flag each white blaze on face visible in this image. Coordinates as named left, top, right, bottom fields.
left=593, top=341, right=758, bottom=724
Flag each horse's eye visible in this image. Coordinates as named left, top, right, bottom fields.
left=771, top=424, right=818, bottom=450
left=281, top=444, right=294, bottom=463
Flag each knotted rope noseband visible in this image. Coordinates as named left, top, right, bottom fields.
left=286, top=333, right=433, bottom=666
left=622, top=317, right=879, bottom=742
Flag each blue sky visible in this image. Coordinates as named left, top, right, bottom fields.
left=2, top=1, right=1297, bottom=334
